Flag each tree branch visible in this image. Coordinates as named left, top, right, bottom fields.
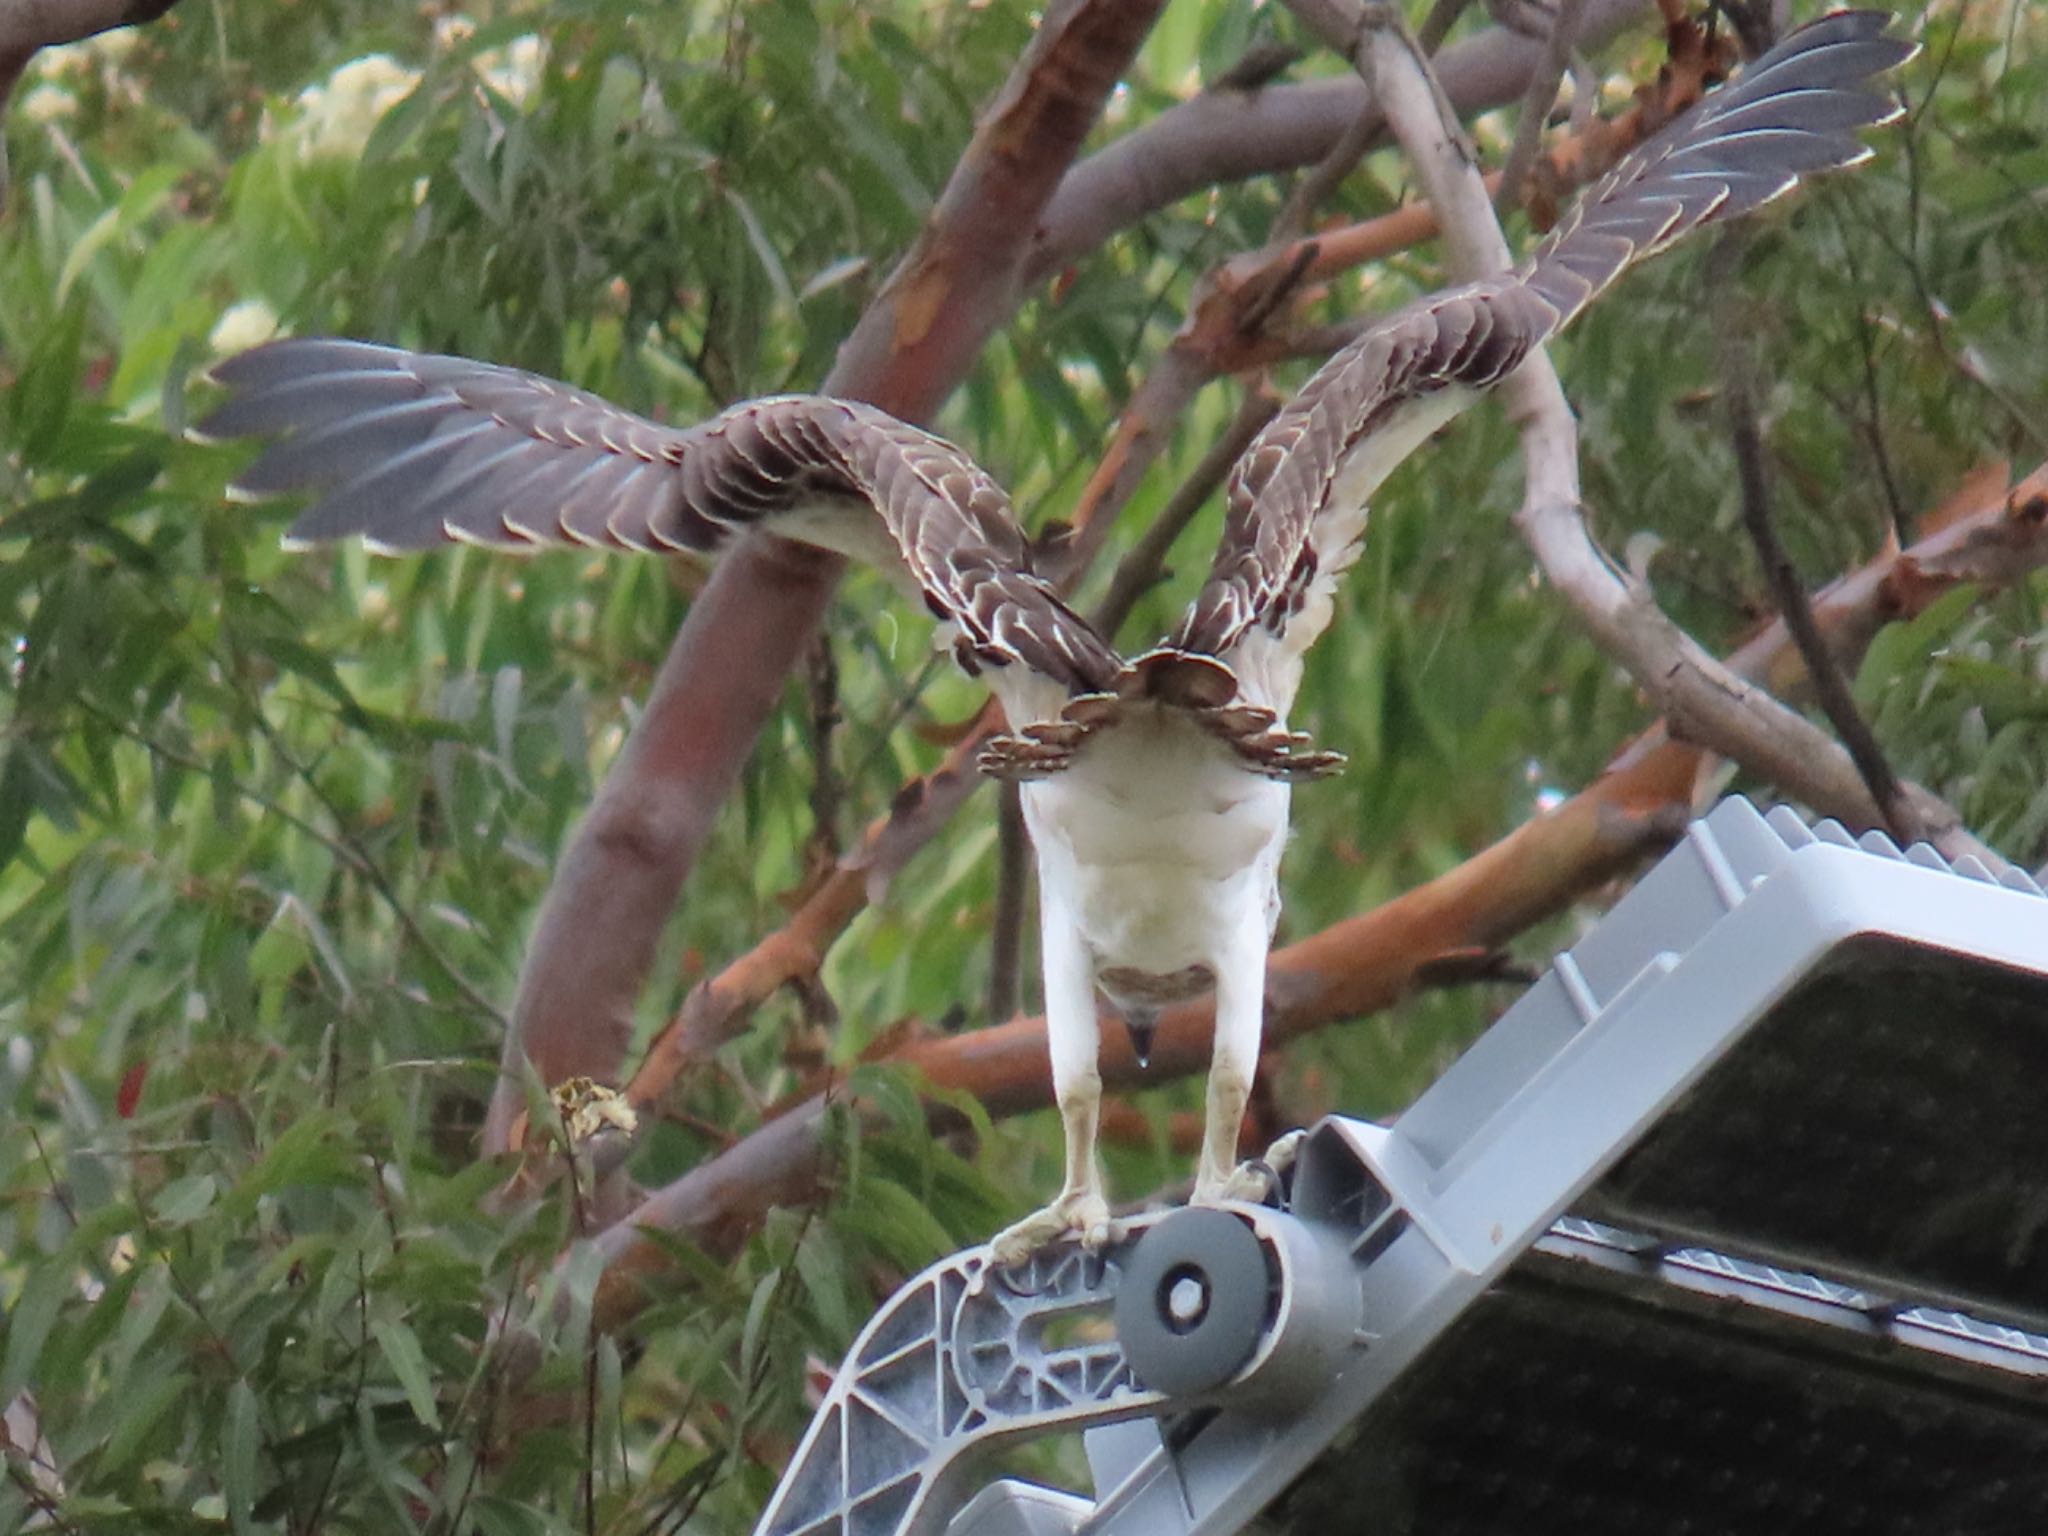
left=0, top=0, right=188, bottom=207
left=484, top=0, right=1171, bottom=1152
left=617, top=703, right=997, bottom=1125
left=592, top=41, right=1769, bottom=1155
left=1493, top=0, right=1586, bottom=212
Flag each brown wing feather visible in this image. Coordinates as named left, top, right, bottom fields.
left=1173, top=10, right=1911, bottom=665
left=199, top=343, right=1121, bottom=693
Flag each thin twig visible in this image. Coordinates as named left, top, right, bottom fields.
left=1417, top=0, right=1478, bottom=53
left=1271, top=75, right=1386, bottom=246
left=1494, top=0, right=1586, bottom=211
left=1833, top=224, right=1914, bottom=543
left=1092, top=387, right=1282, bottom=639
left=1710, top=239, right=1924, bottom=847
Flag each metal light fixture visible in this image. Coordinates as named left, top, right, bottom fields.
left=753, top=798, right=2048, bottom=1536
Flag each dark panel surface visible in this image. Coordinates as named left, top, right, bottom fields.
left=1274, top=1261, right=2048, bottom=1535
left=1585, top=940, right=2048, bottom=1324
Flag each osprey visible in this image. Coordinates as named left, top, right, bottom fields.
left=201, top=14, right=1908, bottom=1263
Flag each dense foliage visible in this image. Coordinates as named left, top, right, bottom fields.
left=1, top=0, right=2042, bottom=1530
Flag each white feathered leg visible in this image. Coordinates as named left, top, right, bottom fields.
left=1191, top=900, right=1272, bottom=1205
left=989, top=891, right=1115, bottom=1264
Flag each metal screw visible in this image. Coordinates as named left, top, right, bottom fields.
left=1166, top=1273, right=1208, bottom=1328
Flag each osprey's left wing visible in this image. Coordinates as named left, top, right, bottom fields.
left=197, top=342, right=1121, bottom=698
left=1171, top=10, right=1912, bottom=707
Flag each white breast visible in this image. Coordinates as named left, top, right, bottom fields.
left=1021, top=708, right=1289, bottom=977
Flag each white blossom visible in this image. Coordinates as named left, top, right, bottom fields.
left=209, top=299, right=280, bottom=357
left=286, top=54, right=422, bottom=160
left=475, top=35, right=546, bottom=107
left=19, top=84, right=79, bottom=124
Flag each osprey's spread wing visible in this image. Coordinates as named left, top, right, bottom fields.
left=203, top=12, right=1906, bottom=783
left=1170, top=9, right=1911, bottom=710
left=198, top=343, right=1121, bottom=699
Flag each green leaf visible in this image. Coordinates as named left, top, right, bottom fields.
left=371, top=1318, right=443, bottom=1430
left=226, top=1109, right=354, bottom=1217
left=98, top=1368, right=191, bottom=1474
left=0, top=1255, right=70, bottom=1402
left=223, top=1379, right=261, bottom=1533
left=151, top=1172, right=218, bottom=1225
left=841, top=1175, right=957, bottom=1271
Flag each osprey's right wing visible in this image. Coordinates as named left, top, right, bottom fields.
left=1170, top=11, right=1912, bottom=710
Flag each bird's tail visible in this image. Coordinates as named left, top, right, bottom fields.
left=1523, top=10, right=1915, bottom=331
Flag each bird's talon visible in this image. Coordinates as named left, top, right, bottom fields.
left=1262, top=1128, right=1307, bottom=1176
left=988, top=1192, right=1115, bottom=1268
left=1191, top=1159, right=1283, bottom=1207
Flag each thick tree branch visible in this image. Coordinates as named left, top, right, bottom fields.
left=582, top=458, right=2048, bottom=1333
left=0, top=0, right=187, bottom=206
left=485, top=0, right=1170, bottom=1152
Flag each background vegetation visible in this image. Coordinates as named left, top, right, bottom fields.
left=1, top=0, right=2043, bottom=1530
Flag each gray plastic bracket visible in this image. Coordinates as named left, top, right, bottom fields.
left=753, top=1201, right=1363, bottom=1536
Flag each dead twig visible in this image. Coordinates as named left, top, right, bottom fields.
left=1710, top=238, right=1924, bottom=848
left=1494, top=0, right=1586, bottom=212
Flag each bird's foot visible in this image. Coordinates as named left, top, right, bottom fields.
left=1261, top=1128, right=1307, bottom=1179
left=988, top=1190, right=1117, bottom=1268
left=1191, top=1129, right=1307, bottom=1208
